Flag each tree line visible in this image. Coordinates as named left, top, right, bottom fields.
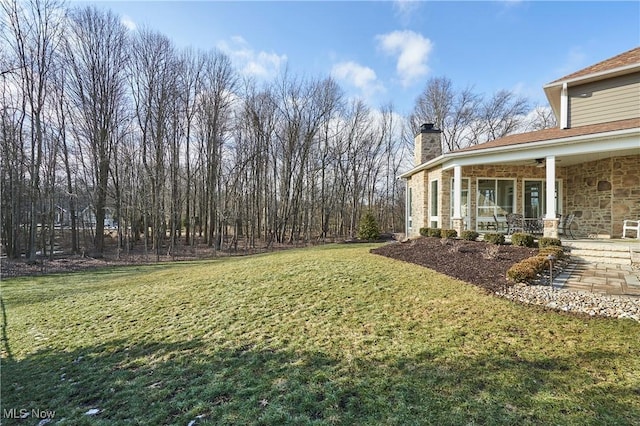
left=1, top=0, right=553, bottom=261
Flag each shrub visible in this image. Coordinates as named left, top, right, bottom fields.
left=460, top=230, right=479, bottom=241
left=440, top=229, right=457, bottom=239
left=419, top=228, right=430, bottom=237
left=507, top=255, right=547, bottom=284
left=357, top=211, right=380, bottom=241
left=538, top=246, right=566, bottom=260
left=483, top=233, right=505, bottom=245
left=539, top=237, right=562, bottom=248
left=511, top=232, right=535, bottom=247
left=428, top=228, right=442, bottom=237
left=506, top=263, right=538, bottom=283
left=520, top=256, right=548, bottom=272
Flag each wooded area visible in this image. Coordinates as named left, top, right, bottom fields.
left=1, top=0, right=553, bottom=261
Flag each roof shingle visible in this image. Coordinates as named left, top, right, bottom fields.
left=454, top=118, right=640, bottom=153
left=548, top=46, right=640, bottom=84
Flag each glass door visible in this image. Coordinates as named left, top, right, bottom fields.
left=476, top=179, right=515, bottom=232
left=523, top=180, right=562, bottom=219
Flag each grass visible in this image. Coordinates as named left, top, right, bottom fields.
left=1, top=243, right=639, bottom=425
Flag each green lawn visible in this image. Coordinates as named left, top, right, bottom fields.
left=1, top=244, right=639, bottom=425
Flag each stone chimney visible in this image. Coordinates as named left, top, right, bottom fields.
left=414, top=123, right=443, bottom=166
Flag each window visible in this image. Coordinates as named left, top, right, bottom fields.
left=450, top=178, right=470, bottom=229
left=476, top=179, right=515, bottom=231
left=523, top=180, right=562, bottom=219
left=408, top=187, right=413, bottom=229
left=430, top=179, right=439, bottom=228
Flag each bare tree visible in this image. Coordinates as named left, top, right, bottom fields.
left=129, top=29, right=180, bottom=259
left=473, top=89, right=529, bottom=143
left=237, top=80, right=279, bottom=247
left=195, top=50, right=237, bottom=249
left=1, top=0, right=65, bottom=262
left=409, top=77, right=481, bottom=152
left=409, top=77, right=533, bottom=151
left=65, top=5, right=129, bottom=256
left=177, top=47, right=204, bottom=247
left=525, top=105, right=557, bottom=131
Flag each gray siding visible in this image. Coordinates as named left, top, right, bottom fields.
left=568, top=72, right=640, bottom=127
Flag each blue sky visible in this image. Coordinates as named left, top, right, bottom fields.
left=89, top=1, right=640, bottom=115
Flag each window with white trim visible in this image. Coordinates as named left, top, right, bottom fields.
left=430, top=179, right=439, bottom=228
left=476, top=178, right=515, bottom=231
left=450, top=178, right=470, bottom=229
left=523, top=179, right=562, bottom=219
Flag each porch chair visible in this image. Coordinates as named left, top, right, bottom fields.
left=560, top=213, right=575, bottom=239
left=622, top=219, right=640, bottom=239
left=505, top=213, right=524, bottom=235
left=487, top=214, right=500, bottom=231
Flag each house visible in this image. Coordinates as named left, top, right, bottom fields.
left=79, top=206, right=117, bottom=229
left=401, top=47, right=640, bottom=239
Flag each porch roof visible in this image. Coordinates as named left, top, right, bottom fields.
left=399, top=118, right=640, bottom=178
left=454, top=117, right=639, bottom=153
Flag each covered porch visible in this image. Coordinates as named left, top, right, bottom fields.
left=444, top=133, right=639, bottom=239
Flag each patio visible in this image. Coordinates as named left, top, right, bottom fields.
left=556, top=238, right=640, bottom=297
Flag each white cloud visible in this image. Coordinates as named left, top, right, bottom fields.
left=393, top=0, right=420, bottom=24
left=331, top=61, right=385, bottom=96
left=120, top=15, right=137, bottom=31
left=376, top=30, right=433, bottom=87
left=217, top=36, right=287, bottom=79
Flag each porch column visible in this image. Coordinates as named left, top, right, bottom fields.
left=452, top=165, right=464, bottom=236
left=543, top=155, right=559, bottom=238
left=405, top=179, right=410, bottom=239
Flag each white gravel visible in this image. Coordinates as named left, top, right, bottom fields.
left=497, top=283, right=640, bottom=322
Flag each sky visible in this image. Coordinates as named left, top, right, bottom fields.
left=86, top=1, right=640, bottom=115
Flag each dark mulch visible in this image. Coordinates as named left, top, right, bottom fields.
left=371, top=237, right=538, bottom=293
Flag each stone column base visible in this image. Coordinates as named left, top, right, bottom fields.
left=452, top=218, right=465, bottom=237
left=543, top=218, right=559, bottom=239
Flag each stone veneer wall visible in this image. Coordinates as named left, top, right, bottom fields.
left=408, top=154, right=638, bottom=237
left=406, top=168, right=444, bottom=237
left=564, top=154, right=640, bottom=238
left=406, top=171, right=426, bottom=238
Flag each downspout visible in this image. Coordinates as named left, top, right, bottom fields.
left=560, top=82, right=569, bottom=129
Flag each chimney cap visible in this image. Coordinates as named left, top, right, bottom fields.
left=420, top=123, right=440, bottom=133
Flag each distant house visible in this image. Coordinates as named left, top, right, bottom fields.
left=401, top=47, right=640, bottom=239
left=79, top=206, right=117, bottom=229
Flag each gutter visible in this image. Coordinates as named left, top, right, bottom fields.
left=543, top=63, right=640, bottom=89
left=399, top=126, right=640, bottom=179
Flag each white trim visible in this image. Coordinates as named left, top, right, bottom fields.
left=452, top=166, right=462, bottom=220
left=560, top=83, right=569, bottom=129
left=545, top=156, right=556, bottom=219
left=522, top=178, right=563, bottom=219
left=405, top=181, right=411, bottom=235
left=476, top=178, right=516, bottom=232
left=543, top=63, right=640, bottom=90
left=450, top=177, right=470, bottom=229
left=429, top=178, right=439, bottom=228
left=400, top=127, right=639, bottom=178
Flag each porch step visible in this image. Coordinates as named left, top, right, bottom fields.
left=563, top=241, right=635, bottom=266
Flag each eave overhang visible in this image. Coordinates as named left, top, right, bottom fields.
left=399, top=126, right=640, bottom=179
left=543, top=63, right=640, bottom=121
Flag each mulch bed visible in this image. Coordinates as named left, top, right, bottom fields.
left=371, top=237, right=538, bottom=293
